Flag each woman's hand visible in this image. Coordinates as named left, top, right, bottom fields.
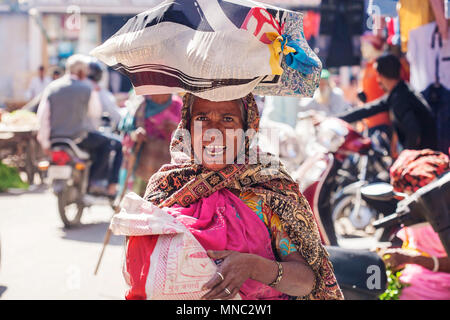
left=378, top=248, right=421, bottom=271
left=131, top=127, right=147, bottom=144
left=201, top=250, right=256, bottom=300
left=201, top=250, right=316, bottom=299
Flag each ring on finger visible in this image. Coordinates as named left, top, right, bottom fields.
left=224, top=287, right=231, bottom=295
left=217, top=272, right=224, bottom=281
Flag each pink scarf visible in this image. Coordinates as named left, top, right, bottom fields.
left=169, top=188, right=287, bottom=300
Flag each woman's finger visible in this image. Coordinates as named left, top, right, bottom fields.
left=222, top=287, right=240, bottom=300
left=207, top=250, right=232, bottom=260
left=202, top=271, right=225, bottom=291
left=202, top=272, right=234, bottom=300
left=203, top=281, right=234, bottom=300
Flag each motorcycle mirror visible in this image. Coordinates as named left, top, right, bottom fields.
left=361, top=182, right=395, bottom=201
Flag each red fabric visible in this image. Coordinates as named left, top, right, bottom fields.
left=125, top=235, right=158, bottom=300
left=389, top=149, right=450, bottom=193
left=303, top=11, right=320, bottom=41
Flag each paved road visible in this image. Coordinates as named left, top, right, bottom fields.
left=0, top=185, right=128, bottom=299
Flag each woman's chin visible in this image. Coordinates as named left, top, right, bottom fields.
left=201, top=161, right=229, bottom=172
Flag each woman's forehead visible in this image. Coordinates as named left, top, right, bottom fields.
left=191, top=98, right=242, bottom=115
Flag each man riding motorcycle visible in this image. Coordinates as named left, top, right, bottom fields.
left=36, top=54, right=123, bottom=197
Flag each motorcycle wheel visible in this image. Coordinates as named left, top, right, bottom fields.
left=57, top=188, right=84, bottom=228
left=331, top=194, right=380, bottom=241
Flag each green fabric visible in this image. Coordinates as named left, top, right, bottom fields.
left=132, top=175, right=148, bottom=197
left=0, top=161, right=29, bottom=192
left=117, top=110, right=136, bottom=133
left=321, top=69, right=330, bottom=79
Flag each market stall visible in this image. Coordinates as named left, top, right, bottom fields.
left=0, top=109, right=42, bottom=186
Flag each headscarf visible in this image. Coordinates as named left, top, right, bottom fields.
left=144, top=93, right=343, bottom=300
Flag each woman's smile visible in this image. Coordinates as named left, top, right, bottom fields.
left=204, top=144, right=227, bottom=157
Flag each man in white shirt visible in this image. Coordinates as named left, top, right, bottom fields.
left=26, top=65, right=51, bottom=100
left=36, top=54, right=122, bottom=196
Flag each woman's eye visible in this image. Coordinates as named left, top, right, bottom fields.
left=223, top=117, right=234, bottom=122
left=195, top=116, right=208, bottom=121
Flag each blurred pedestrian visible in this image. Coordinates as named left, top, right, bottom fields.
left=358, top=32, right=392, bottom=134
left=87, top=59, right=123, bottom=130
left=119, top=93, right=182, bottom=196
left=260, top=95, right=301, bottom=129
left=26, top=65, right=51, bottom=100
left=85, top=59, right=124, bottom=196
left=52, top=69, right=62, bottom=81
left=303, top=69, right=350, bottom=116
left=343, top=75, right=360, bottom=108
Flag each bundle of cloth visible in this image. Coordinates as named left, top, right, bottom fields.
left=90, top=0, right=321, bottom=101
left=112, top=190, right=284, bottom=300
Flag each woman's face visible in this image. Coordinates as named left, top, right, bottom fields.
left=190, top=97, right=245, bottom=171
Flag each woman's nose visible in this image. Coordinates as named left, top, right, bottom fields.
left=204, top=119, right=225, bottom=132
left=202, top=124, right=226, bottom=142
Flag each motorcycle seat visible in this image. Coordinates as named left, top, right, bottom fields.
left=326, top=246, right=387, bottom=300
left=50, top=138, right=90, bottom=161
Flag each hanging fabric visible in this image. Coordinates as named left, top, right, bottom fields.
left=407, top=22, right=450, bottom=93
left=317, top=0, right=364, bottom=68
left=398, top=0, right=435, bottom=53
left=420, top=26, right=450, bottom=154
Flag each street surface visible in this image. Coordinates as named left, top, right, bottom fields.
left=0, top=185, right=128, bottom=299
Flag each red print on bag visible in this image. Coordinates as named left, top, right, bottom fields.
left=241, top=8, right=284, bottom=44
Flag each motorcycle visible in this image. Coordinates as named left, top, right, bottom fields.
left=292, top=116, right=391, bottom=246
left=359, top=182, right=406, bottom=246
left=38, top=114, right=117, bottom=228
left=366, top=171, right=450, bottom=255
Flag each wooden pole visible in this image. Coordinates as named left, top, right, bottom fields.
left=94, top=140, right=143, bottom=275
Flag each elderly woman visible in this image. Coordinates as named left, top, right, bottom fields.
left=140, top=92, right=343, bottom=300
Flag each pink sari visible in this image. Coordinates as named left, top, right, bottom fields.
left=125, top=189, right=287, bottom=300
left=397, top=225, right=450, bottom=300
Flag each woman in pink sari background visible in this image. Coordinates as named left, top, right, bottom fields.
left=381, top=224, right=450, bottom=300
left=120, top=93, right=182, bottom=196
left=380, top=149, right=450, bottom=300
